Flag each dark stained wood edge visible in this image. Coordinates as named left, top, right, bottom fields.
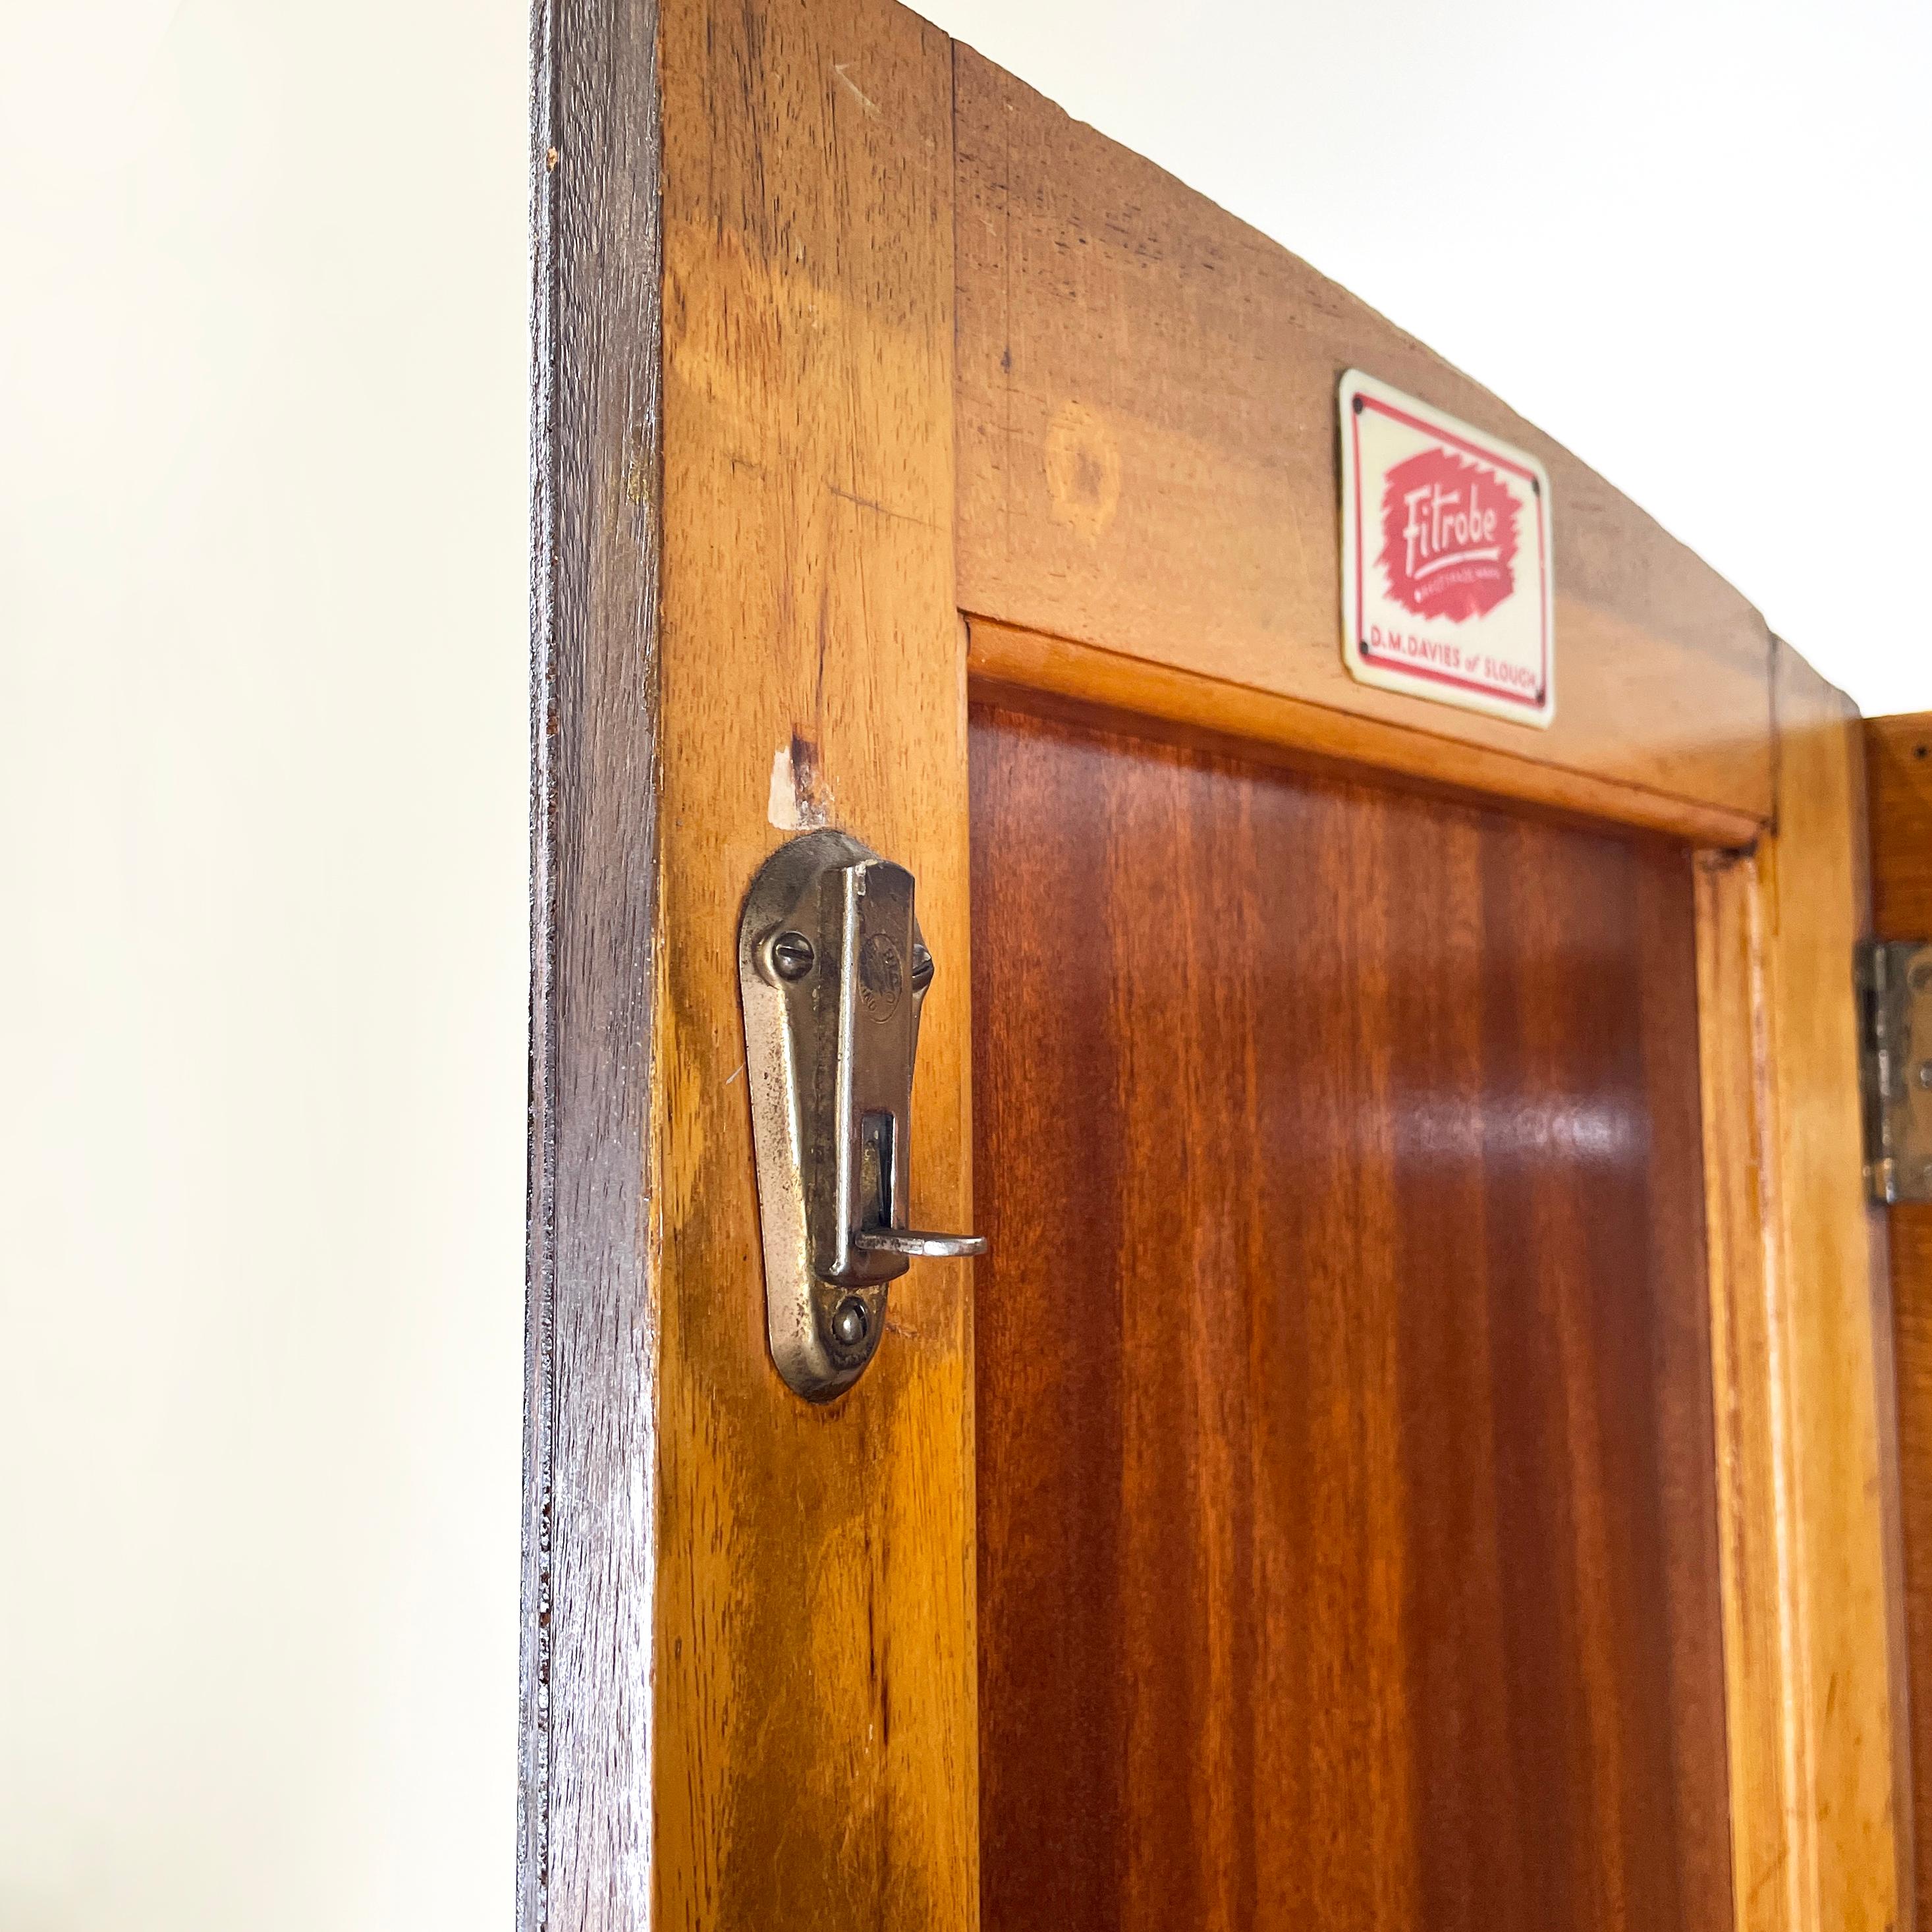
left=523, top=0, right=663, bottom=1925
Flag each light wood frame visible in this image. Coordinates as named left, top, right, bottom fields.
left=524, top=0, right=1908, bottom=1925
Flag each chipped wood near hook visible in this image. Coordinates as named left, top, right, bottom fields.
left=652, top=0, right=977, bottom=1927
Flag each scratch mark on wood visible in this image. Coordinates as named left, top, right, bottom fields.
left=833, top=61, right=881, bottom=118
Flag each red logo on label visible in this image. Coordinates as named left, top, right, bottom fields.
left=1377, top=447, right=1520, bottom=623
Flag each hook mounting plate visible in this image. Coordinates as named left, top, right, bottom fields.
left=737, top=829, right=985, bottom=1400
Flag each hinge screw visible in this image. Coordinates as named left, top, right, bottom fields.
left=911, top=941, right=934, bottom=993
left=771, top=931, right=815, bottom=980
left=831, top=1296, right=869, bottom=1348
left=1918, top=1062, right=1932, bottom=1091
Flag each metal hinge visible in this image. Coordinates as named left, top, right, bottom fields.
left=1858, top=939, right=1932, bottom=1205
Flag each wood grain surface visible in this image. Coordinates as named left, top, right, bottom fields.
left=970, top=618, right=1765, bottom=850
left=1744, top=652, right=1903, bottom=1932
left=1694, top=849, right=1811, bottom=1932
left=1866, top=710, right=1932, bottom=1932
left=970, top=702, right=1732, bottom=1932
left=651, top=1, right=977, bottom=1926
left=952, top=46, right=1775, bottom=833
left=528, top=5, right=1898, bottom=1927
left=523, top=0, right=665, bottom=1922
left=1869, top=713, right=1932, bottom=935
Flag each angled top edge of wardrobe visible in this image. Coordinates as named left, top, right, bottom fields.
left=949, top=40, right=1783, bottom=838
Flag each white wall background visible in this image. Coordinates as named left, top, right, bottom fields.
left=0, top=0, right=1923, bottom=1927
left=925, top=0, right=1932, bottom=716
left=0, top=1, right=530, bottom=1927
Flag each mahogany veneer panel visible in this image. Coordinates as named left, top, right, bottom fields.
left=970, top=704, right=1732, bottom=1932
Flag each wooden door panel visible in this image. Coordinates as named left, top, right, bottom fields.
left=971, top=704, right=1731, bottom=1930
left=952, top=47, right=1775, bottom=839
left=530, top=1, right=1904, bottom=1924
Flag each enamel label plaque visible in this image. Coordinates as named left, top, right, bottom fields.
left=1339, top=370, right=1555, bottom=728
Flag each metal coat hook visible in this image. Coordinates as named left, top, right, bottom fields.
left=737, top=829, right=987, bottom=1401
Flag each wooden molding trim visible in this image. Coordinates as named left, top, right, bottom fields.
left=970, top=616, right=1767, bottom=850
left=1696, top=850, right=1811, bottom=1932
left=1696, top=651, right=1907, bottom=1932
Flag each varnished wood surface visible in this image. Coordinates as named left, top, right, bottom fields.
left=651, top=1, right=977, bottom=1926
left=1869, top=714, right=1932, bottom=935
left=1867, top=711, right=1932, bottom=1932
left=970, top=618, right=1765, bottom=850
left=952, top=47, right=1775, bottom=832
left=529, top=1, right=1898, bottom=1923
left=1892, top=1198, right=1932, bottom=1932
left=971, top=702, right=1732, bottom=1932
left=1694, top=850, right=1810, bottom=1932
left=1683, top=760, right=1906, bottom=1932
left=1757, top=655, right=1904, bottom=1932
left=522, top=0, right=664, bottom=1921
